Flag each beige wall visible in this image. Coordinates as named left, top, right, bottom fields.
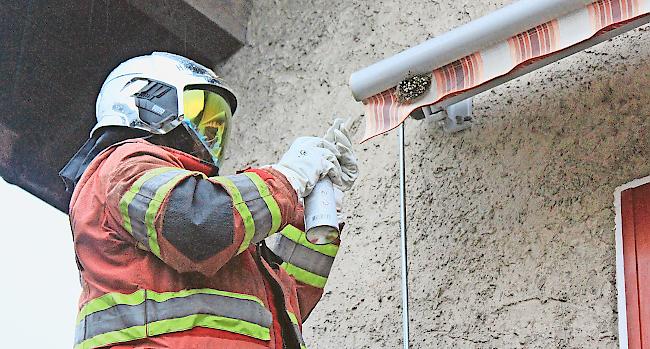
left=219, top=1, right=650, bottom=347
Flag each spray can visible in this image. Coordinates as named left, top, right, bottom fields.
left=304, top=177, right=340, bottom=245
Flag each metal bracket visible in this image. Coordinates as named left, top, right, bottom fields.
left=417, top=98, right=473, bottom=133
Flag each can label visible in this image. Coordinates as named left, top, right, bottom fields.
left=304, top=178, right=340, bottom=244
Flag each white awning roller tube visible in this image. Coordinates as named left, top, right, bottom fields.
left=349, top=0, right=599, bottom=101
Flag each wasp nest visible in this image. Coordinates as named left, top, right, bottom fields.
left=394, top=73, right=432, bottom=103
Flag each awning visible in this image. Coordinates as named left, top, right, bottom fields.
left=351, top=0, right=650, bottom=142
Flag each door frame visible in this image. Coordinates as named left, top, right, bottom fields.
left=615, top=175, right=650, bottom=349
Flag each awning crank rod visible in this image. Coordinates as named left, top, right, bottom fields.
left=398, top=123, right=410, bottom=349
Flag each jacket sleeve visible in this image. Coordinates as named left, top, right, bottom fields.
left=101, top=141, right=303, bottom=276
left=264, top=224, right=341, bottom=321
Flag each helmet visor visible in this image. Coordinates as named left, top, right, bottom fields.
left=182, top=88, right=232, bottom=166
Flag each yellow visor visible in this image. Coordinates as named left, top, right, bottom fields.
left=182, top=88, right=232, bottom=166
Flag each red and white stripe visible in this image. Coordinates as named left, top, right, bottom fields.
left=507, top=20, right=559, bottom=65
left=360, top=0, right=649, bottom=142
left=588, top=0, right=640, bottom=31
left=433, top=53, right=483, bottom=97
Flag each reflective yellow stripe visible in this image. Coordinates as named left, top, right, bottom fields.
left=76, top=289, right=146, bottom=324
left=119, top=167, right=178, bottom=235
left=243, top=172, right=282, bottom=235
left=147, top=288, right=265, bottom=306
left=281, top=225, right=339, bottom=257
left=287, top=310, right=308, bottom=349
left=75, top=289, right=272, bottom=348
left=148, top=314, right=270, bottom=341
left=146, top=172, right=192, bottom=257
left=287, top=310, right=299, bottom=325
left=281, top=262, right=328, bottom=288
left=210, top=176, right=256, bottom=254
left=78, top=289, right=266, bottom=321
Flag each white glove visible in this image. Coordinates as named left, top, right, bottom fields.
left=334, top=187, right=345, bottom=225
left=271, top=137, right=343, bottom=198
left=324, top=118, right=359, bottom=191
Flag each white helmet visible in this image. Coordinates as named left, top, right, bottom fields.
left=94, top=52, right=237, bottom=167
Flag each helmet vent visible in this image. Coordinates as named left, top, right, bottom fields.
left=132, top=80, right=179, bottom=130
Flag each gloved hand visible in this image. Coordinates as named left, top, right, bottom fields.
left=323, top=118, right=359, bottom=191
left=271, top=137, right=343, bottom=198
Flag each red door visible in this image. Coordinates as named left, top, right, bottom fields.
left=618, top=179, right=650, bottom=348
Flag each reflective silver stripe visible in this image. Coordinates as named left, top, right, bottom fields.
left=74, top=317, right=86, bottom=344
left=293, top=323, right=307, bottom=348
left=128, top=169, right=187, bottom=248
left=146, top=293, right=272, bottom=328
left=227, top=175, right=273, bottom=244
left=76, top=303, right=145, bottom=341
left=266, top=234, right=335, bottom=277
left=74, top=292, right=272, bottom=345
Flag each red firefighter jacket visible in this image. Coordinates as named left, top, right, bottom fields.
left=69, top=139, right=340, bottom=349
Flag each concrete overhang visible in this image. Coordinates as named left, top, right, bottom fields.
left=0, top=0, right=251, bottom=212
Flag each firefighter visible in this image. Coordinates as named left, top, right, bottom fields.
left=60, top=52, right=358, bottom=349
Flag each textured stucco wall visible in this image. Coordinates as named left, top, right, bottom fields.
left=219, top=1, right=650, bottom=347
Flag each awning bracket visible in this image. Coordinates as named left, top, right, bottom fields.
left=414, top=98, right=473, bottom=133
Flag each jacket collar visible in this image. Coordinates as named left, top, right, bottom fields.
left=159, top=145, right=218, bottom=176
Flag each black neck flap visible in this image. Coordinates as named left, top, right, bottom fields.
left=59, top=126, right=219, bottom=197
left=59, top=127, right=150, bottom=195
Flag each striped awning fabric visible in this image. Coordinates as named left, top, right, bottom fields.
left=360, top=0, right=650, bottom=142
